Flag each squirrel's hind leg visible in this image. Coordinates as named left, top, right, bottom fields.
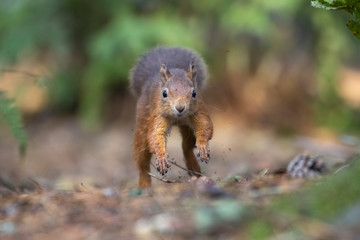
left=134, top=134, right=152, bottom=189
left=180, top=125, right=201, bottom=176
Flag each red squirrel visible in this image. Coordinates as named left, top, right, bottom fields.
left=130, top=47, right=213, bottom=189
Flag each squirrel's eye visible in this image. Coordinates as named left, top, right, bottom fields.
left=192, top=89, right=196, bottom=98
left=163, top=89, right=168, bottom=98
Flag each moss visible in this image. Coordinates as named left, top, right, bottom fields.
left=274, top=159, right=360, bottom=220
left=248, top=219, right=273, bottom=240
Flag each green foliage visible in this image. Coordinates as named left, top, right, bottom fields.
left=310, top=0, right=360, bottom=133
left=347, top=20, right=360, bottom=39
left=1, top=0, right=360, bottom=131
left=0, top=0, right=66, bottom=63
left=0, top=0, right=206, bottom=126
left=79, top=10, right=203, bottom=126
left=312, top=0, right=360, bottom=40
left=311, top=0, right=347, bottom=10
left=275, top=159, right=360, bottom=220
left=0, top=92, right=27, bottom=158
left=307, top=161, right=360, bottom=219
left=248, top=220, right=273, bottom=240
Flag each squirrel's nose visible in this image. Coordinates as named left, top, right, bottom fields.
left=175, top=105, right=185, bottom=113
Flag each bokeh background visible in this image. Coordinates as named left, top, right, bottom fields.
left=0, top=0, right=360, bottom=188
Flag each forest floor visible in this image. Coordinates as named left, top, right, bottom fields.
left=0, top=114, right=359, bottom=240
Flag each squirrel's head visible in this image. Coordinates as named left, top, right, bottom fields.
left=159, top=63, right=198, bottom=118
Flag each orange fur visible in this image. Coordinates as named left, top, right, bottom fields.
left=131, top=47, right=213, bottom=189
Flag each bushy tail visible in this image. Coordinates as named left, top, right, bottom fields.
left=129, top=46, right=208, bottom=96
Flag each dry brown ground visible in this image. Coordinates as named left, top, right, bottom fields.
left=0, top=111, right=358, bottom=239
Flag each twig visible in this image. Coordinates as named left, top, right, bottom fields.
left=28, top=177, right=44, bottom=193
left=334, top=164, right=349, bottom=174
left=147, top=172, right=181, bottom=183
left=149, top=160, right=207, bottom=184
left=168, top=160, right=205, bottom=177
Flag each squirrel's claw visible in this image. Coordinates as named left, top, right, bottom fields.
left=156, top=154, right=170, bottom=175
left=196, top=143, right=210, bottom=164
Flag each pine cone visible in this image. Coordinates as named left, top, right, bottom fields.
left=287, top=154, right=327, bottom=178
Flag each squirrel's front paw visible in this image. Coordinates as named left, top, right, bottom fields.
left=155, top=154, right=170, bottom=175
left=196, top=143, right=210, bottom=164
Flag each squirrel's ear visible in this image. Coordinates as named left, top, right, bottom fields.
left=186, top=62, right=197, bottom=87
left=160, top=64, right=171, bottom=82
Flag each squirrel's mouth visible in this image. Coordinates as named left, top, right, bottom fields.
left=175, top=109, right=190, bottom=118
left=173, top=104, right=188, bottom=118
left=176, top=112, right=188, bottom=118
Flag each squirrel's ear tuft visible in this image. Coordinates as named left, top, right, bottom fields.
left=186, top=62, right=197, bottom=87
left=160, top=64, right=171, bottom=82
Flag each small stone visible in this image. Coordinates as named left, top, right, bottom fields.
left=128, top=188, right=146, bottom=197
left=0, top=222, right=16, bottom=235
left=103, top=188, right=119, bottom=198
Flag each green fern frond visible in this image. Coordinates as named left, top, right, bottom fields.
left=347, top=20, right=360, bottom=40
left=311, top=0, right=345, bottom=10
left=0, top=92, right=27, bottom=158
left=311, top=0, right=360, bottom=39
